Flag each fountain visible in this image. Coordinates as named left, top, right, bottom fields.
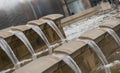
left=26, top=24, right=53, bottom=54
left=9, top=30, right=37, bottom=60
left=11, top=23, right=83, bottom=73
left=27, top=24, right=83, bottom=72
left=53, top=53, right=82, bottom=73
left=41, top=19, right=66, bottom=43
left=80, top=39, right=111, bottom=73
left=0, top=38, right=20, bottom=69
left=100, top=28, right=120, bottom=47
left=0, top=11, right=120, bottom=72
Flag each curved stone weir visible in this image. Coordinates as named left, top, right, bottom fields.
left=0, top=13, right=120, bottom=73
left=9, top=30, right=37, bottom=60
left=26, top=24, right=53, bottom=54
left=13, top=53, right=83, bottom=73
left=0, top=14, right=67, bottom=72
left=52, top=53, right=82, bottom=73
left=99, top=28, right=120, bottom=47
left=27, top=19, right=84, bottom=73
left=0, top=38, right=20, bottom=69
left=80, top=39, right=111, bottom=73
left=41, top=19, right=66, bottom=43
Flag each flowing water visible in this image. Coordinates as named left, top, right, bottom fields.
left=103, top=28, right=120, bottom=47
left=81, top=39, right=111, bottom=73
left=0, top=38, right=20, bottom=69
left=42, top=19, right=66, bottom=43
left=53, top=54, right=82, bottom=73
left=9, top=30, right=37, bottom=60
left=26, top=25, right=52, bottom=54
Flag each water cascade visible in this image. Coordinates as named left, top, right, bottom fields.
left=102, top=28, right=120, bottom=47
left=53, top=54, right=82, bottom=73
left=9, top=30, right=37, bottom=60
left=0, top=38, right=20, bottom=69
left=81, top=39, right=111, bottom=73
left=42, top=19, right=66, bottom=43
left=26, top=25, right=53, bottom=54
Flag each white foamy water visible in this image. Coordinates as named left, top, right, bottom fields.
left=63, top=11, right=118, bottom=40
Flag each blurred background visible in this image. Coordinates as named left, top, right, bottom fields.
left=0, top=0, right=113, bottom=29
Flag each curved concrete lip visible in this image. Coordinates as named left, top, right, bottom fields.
left=28, top=19, right=46, bottom=26
left=54, top=40, right=86, bottom=55
left=10, top=25, right=31, bottom=32
left=0, top=28, right=14, bottom=38
left=12, top=40, right=86, bottom=73
left=79, top=28, right=106, bottom=40
left=99, top=20, right=120, bottom=29
left=42, top=14, right=64, bottom=20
